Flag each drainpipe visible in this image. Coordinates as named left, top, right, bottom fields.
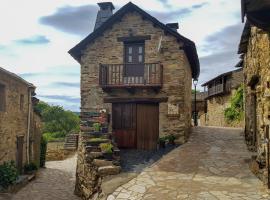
left=26, top=87, right=32, bottom=164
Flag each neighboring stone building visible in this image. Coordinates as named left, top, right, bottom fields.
left=239, top=0, right=270, bottom=184
left=69, top=2, right=200, bottom=199
left=201, top=68, right=244, bottom=128
left=192, top=92, right=207, bottom=126
left=0, top=67, right=42, bottom=173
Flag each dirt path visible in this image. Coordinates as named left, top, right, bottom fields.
left=108, top=127, right=270, bottom=200
left=0, top=155, right=79, bottom=200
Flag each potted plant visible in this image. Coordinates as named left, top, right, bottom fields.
left=158, top=137, right=166, bottom=148
left=167, top=134, right=176, bottom=145
left=23, top=162, right=38, bottom=175
left=93, top=123, right=101, bottom=132
left=99, top=143, right=114, bottom=160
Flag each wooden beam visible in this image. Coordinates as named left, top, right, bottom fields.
left=117, top=35, right=151, bottom=42
left=103, top=97, right=168, bottom=103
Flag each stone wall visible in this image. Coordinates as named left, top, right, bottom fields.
left=75, top=106, right=120, bottom=199
left=81, top=11, right=192, bottom=143
left=203, top=90, right=244, bottom=128
left=243, top=26, right=270, bottom=183
left=0, top=70, right=41, bottom=168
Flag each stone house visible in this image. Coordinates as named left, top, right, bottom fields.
left=69, top=2, right=200, bottom=198
left=69, top=2, right=200, bottom=149
left=239, top=0, right=270, bottom=184
left=201, top=68, right=243, bottom=128
left=0, top=67, right=42, bottom=173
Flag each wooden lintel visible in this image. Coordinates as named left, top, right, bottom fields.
left=103, top=97, right=168, bottom=103
left=117, top=35, right=151, bottom=42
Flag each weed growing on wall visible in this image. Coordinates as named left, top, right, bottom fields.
left=224, top=85, right=244, bottom=122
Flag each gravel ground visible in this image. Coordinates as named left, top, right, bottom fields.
left=120, top=145, right=179, bottom=173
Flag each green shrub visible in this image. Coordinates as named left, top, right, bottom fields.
left=43, top=132, right=66, bottom=141
left=40, top=135, right=47, bottom=168
left=166, top=134, right=176, bottom=142
left=158, top=137, right=166, bottom=143
left=224, top=85, right=244, bottom=122
left=99, top=143, right=113, bottom=154
left=24, top=162, right=38, bottom=172
left=35, top=101, right=80, bottom=136
left=93, top=123, right=101, bottom=132
left=0, top=161, right=18, bottom=189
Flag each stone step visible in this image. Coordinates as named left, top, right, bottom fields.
left=98, top=166, right=121, bottom=177
left=85, top=145, right=100, bottom=152
left=93, top=159, right=114, bottom=167
left=65, top=142, right=77, bottom=145
left=86, top=152, right=103, bottom=160
left=66, top=139, right=77, bottom=141
left=64, top=144, right=77, bottom=148
left=64, top=146, right=77, bottom=150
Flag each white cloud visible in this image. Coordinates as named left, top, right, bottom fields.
left=0, top=0, right=243, bottom=110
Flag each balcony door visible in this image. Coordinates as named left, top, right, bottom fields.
left=124, top=43, right=145, bottom=84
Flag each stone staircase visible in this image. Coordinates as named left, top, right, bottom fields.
left=64, top=134, right=79, bottom=150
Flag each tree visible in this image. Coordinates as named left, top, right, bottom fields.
left=35, top=101, right=80, bottom=138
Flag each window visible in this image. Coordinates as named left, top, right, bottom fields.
left=0, top=84, right=6, bottom=112
left=20, top=94, right=24, bottom=110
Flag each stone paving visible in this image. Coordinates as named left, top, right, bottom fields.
left=0, top=155, right=79, bottom=200
left=108, top=127, right=270, bottom=200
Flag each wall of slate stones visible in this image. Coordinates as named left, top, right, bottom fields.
left=203, top=90, right=244, bottom=128
left=80, top=11, right=193, bottom=143
left=243, top=26, right=270, bottom=183
left=0, top=71, right=41, bottom=167
left=75, top=112, right=120, bottom=199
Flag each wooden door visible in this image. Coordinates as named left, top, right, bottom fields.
left=112, top=103, right=137, bottom=148
left=137, top=104, right=159, bottom=150
left=16, top=136, right=24, bottom=174
left=124, top=43, right=145, bottom=77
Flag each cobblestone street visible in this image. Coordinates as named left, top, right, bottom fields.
left=1, top=127, right=270, bottom=200
left=109, top=127, right=270, bottom=200
left=0, top=155, right=79, bottom=200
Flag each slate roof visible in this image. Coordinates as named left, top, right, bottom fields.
left=238, top=22, right=251, bottom=54
left=239, top=0, right=270, bottom=54
left=0, top=67, right=35, bottom=88
left=68, top=2, right=200, bottom=79
left=201, top=68, right=243, bottom=87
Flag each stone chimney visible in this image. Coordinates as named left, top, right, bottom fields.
left=94, top=2, right=115, bottom=30
left=166, top=23, right=179, bottom=32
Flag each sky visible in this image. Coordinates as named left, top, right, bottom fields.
left=0, top=0, right=244, bottom=111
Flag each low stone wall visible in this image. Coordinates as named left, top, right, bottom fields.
left=75, top=110, right=121, bottom=199
left=75, top=133, right=121, bottom=199
left=203, top=92, right=244, bottom=128
left=46, top=141, right=75, bottom=161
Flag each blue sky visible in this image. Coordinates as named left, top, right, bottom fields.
left=0, top=0, right=244, bottom=111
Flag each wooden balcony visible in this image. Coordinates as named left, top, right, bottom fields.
left=99, top=63, right=163, bottom=90
left=208, top=84, right=224, bottom=97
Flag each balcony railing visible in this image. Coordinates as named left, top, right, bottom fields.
left=208, top=84, right=224, bottom=97
left=99, top=63, right=163, bottom=89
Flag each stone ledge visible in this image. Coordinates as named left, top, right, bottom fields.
left=93, top=159, right=114, bottom=167
left=98, top=166, right=121, bottom=177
